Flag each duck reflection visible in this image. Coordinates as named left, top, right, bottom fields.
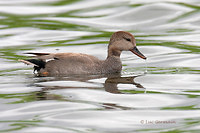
left=104, top=74, right=145, bottom=94
left=32, top=73, right=146, bottom=95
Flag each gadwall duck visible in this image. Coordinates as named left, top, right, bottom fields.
left=19, top=31, right=146, bottom=76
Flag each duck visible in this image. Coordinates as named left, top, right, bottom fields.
left=19, top=31, right=146, bottom=76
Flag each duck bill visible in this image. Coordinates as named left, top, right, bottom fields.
left=130, top=47, right=147, bottom=60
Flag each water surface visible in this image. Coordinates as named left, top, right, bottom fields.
left=0, top=0, right=200, bottom=132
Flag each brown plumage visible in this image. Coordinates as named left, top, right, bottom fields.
left=19, top=31, right=146, bottom=76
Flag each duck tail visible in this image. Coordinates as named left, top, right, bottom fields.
left=18, top=59, right=46, bottom=73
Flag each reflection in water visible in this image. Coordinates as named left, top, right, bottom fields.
left=29, top=74, right=147, bottom=112
left=33, top=74, right=146, bottom=98
left=104, top=74, right=145, bottom=94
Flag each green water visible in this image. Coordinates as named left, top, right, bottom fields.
left=0, top=0, right=200, bottom=132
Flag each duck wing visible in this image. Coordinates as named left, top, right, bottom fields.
left=24, top=52, right=56, bottom=60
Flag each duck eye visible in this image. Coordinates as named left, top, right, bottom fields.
left=123, top=37, right=131, bottom=42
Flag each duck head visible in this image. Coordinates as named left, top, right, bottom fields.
left=108, top=31, right=146, bottom=59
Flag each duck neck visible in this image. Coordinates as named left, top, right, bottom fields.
left=101, top=47, right=122, bottom=74
left=107, top=47, right=121, bottom=59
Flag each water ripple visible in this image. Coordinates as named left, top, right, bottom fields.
left=0, top=0, right=200, bottom=132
